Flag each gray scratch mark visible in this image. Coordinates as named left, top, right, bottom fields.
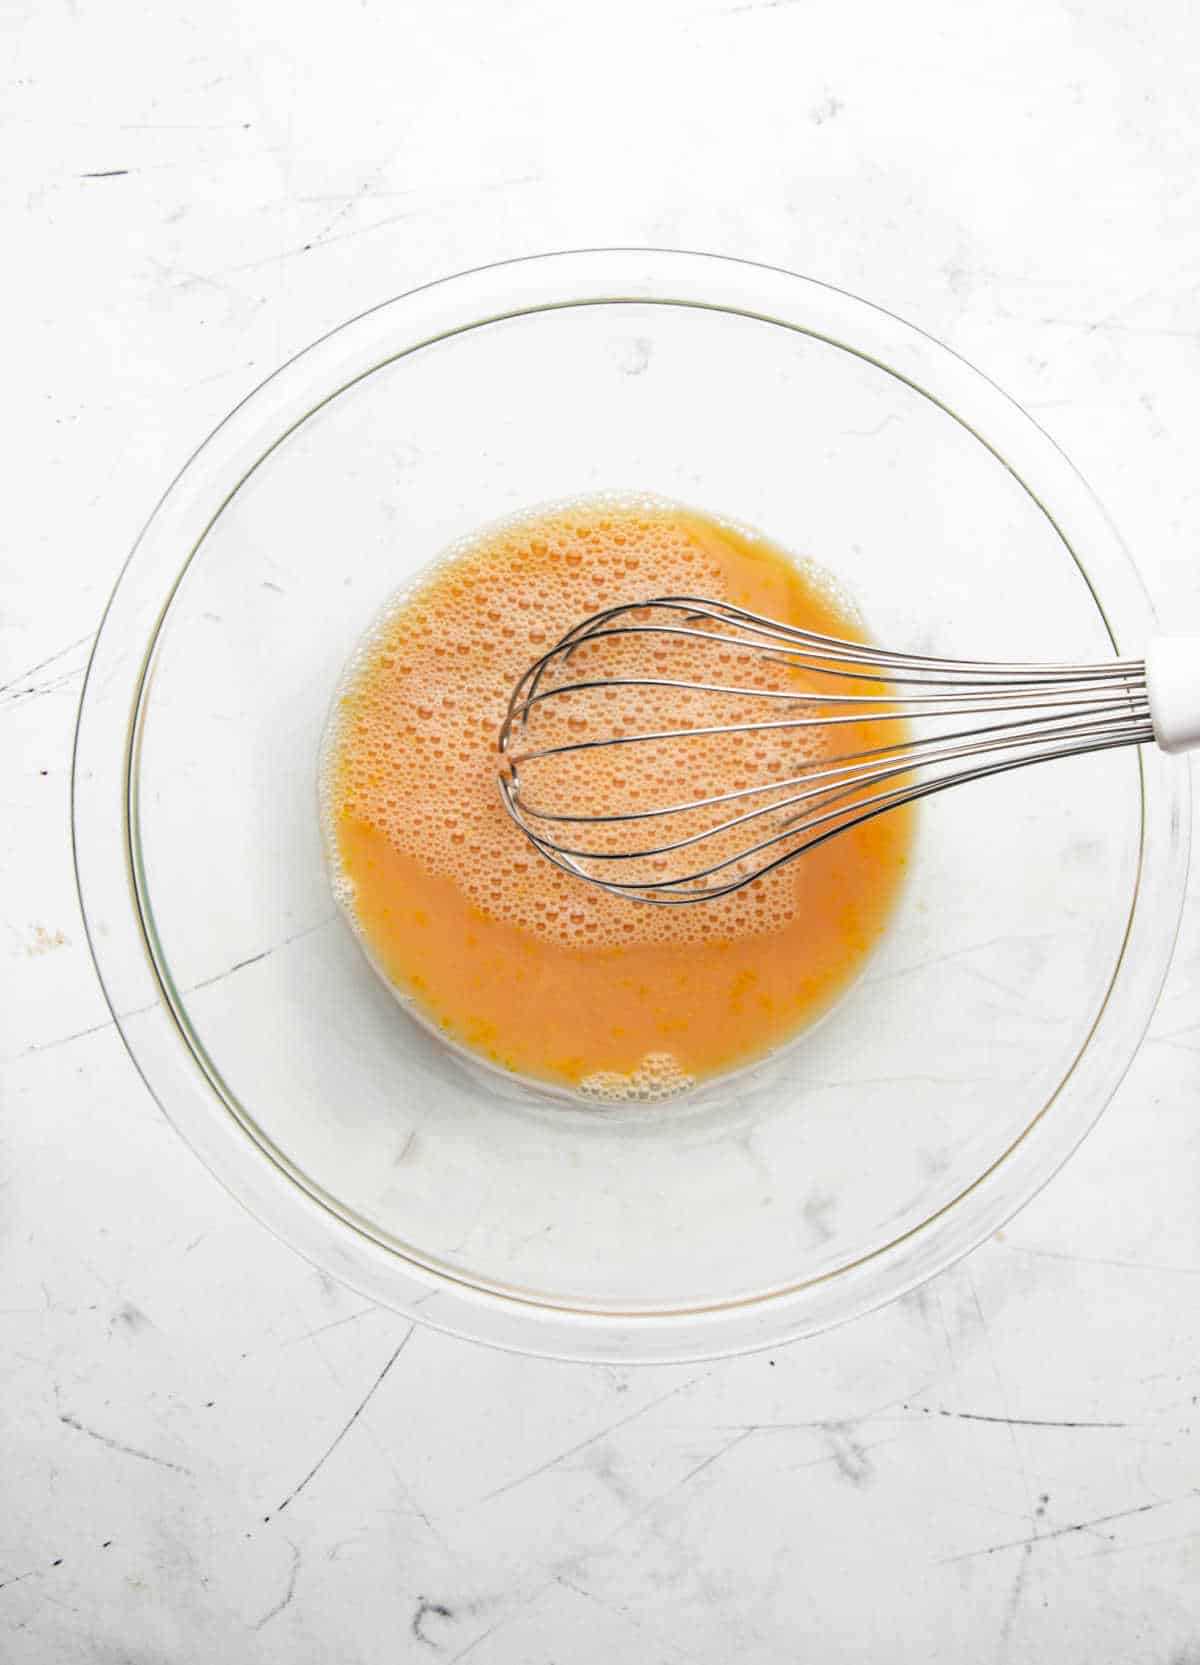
left=446, top=1616, right=512, bottom=1664
left=224, top=210, right=419, bottom=276
left=1081, top=1524, right=1200, bottom=1562
left=0, top=634, right=93, bottom=696
left=253, top=1540, right=300, bottom=1629
left=995, top=1543, right=1032, bottom=1663
left=230, top=176, right=543, bottom=279
left=568, top=1430, right=764, bottom=1566
left=958, top=961, right=1032, bottom=1000
left=865, top=933, right=1052, bottom=987
left=505, top=1223, right=554, bottom=1257
left=965, top=1257, right=1041, bottom=1635
left=21, top=1000, right=157, bottom=1055
left=182, top=359, right=260, bottom=393
left=188, top=917, right=334, bottom=991
left=295, top=157, right=400, bottom=255
left=944, top=1493, right=1199, bottom=1562
left=79, top=168, right=130, bottom=178
left=1024, top=314, right=1200, bottom=342
left=842, top=414, right=898, bottom=439
left=27, top=118, right=254, bottom=131
left=478, top=1370, right=714, bottom=1504
left=913, top=1406, right=1129, bottom=1429
left=445, top=1586, right=552, bottom=1665
left=634, top=1428, right=755, bottom=1514
left=932, top=1280, right=960, bottom=1371
left=2, top=664, right=89, bottom=710
left=270, top=1327, right=414, bottom=1515
left=0, top=1569, right=36, bottom=1594
left=822, top=1423, right=875, bottom=1485
left=696, top=1418, right=900, bottom=1436
left=998, top=1244, right=1200, bottom=1277
left=142, top=254, right=240, bottom=302
left=285, top=1306, right=377, bottom=1346
left=411, top=1597, right=454, bottom=1647
left=784, top=1432, right=903, bottom=1475
left=292, top=190, right=418, bottom=205
left=59, top=1414, right=193, bottom=1477
left=551, top=1572, right=661, bottom=1641
left=189, top=944, right=285, bottom=989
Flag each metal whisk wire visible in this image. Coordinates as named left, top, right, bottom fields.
left=496, top=597, right=1161, bottom=904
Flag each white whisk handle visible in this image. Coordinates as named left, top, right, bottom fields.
left=1146, top=637, right=1200, bottom=755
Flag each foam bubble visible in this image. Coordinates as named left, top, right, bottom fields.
left=577, top=1052, right=696, bottom=1103
left=320, top=496, right=843, bottom=952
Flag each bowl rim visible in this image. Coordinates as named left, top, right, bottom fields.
left=72, top=247, right=1192, bottom=1362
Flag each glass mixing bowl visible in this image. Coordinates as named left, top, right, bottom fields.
left=73, top=250, right=1190, bottom=1362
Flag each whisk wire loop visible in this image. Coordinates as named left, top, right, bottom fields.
left=497, top=597, right=1153, bottom=905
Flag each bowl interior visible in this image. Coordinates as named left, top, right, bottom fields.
left=130, top=297, right=1144, bottom=1313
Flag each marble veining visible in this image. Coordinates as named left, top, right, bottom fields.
left=4, top=0, right=1199, bottom=1658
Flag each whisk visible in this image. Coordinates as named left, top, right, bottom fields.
left=497, top=597, right=1199, bottom=905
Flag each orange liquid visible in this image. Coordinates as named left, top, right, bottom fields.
left=323, top=501, right=912, bottom=1097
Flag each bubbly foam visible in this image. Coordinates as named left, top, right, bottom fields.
left=322, top=498, right=845, bottom=952
left=578, top=1052, right=696, bottom=1102
left=320, top=497, right=902, bottom=1101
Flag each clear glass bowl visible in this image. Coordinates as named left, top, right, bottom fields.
left=72, top=250, right=1190, bottom=1362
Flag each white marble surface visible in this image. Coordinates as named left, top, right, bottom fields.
left=5, top=1, right=1200, bottom=1658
